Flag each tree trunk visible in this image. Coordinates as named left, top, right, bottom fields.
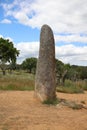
left=2, top=69, right=6, bottom=75
left=60, top=70, right=67, bottom=86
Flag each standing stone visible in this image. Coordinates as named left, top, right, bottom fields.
left=35, top=24, right=56, bottom=101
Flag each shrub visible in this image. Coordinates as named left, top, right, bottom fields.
left=43, top=98, right=60, bottom=105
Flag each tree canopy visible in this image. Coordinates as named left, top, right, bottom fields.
left=21, top=57, right=87, bottom=81
left=21, top=57, right=37, bottom=74
left=0, top=37, right=19, bottom=75
left=0, top=38, right=19, bottom=63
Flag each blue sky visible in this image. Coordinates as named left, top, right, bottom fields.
left=0, top=0, right=87, bottom=66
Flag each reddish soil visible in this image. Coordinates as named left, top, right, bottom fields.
left=0, top=91, right=87, bottom=130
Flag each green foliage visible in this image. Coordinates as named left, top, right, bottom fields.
left=43, top=98, right=60, bottom=105
left=21, top=57, right=37, bottom=74
left=56, top=59, right=66, bottom=85
left=80, top=67, right=87, bottom=79
left=0, top=84, right=34, bottom=91
left=56, top=59, right=87, bottom=83
left=0, top=37, right=19, bottom=75
left=56, top=59, right=64, bottom=77
left=0, top=38, right=19, bottom=63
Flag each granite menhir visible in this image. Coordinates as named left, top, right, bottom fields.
left=35, top=24, right=56, bottom=101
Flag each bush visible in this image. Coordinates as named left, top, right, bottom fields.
left=43, top=98, right=60, bottom=105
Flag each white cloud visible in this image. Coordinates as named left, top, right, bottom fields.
left=55, top=34, right=87, bottom=43
left=2, top=0, right=87, bottom=33
left=0, top=19, right=12, bottom=24
left=15, top=42, right=39, bottom=63
left=0, top=35, right=3, bottom=38
left=0, top=34, right=87, bottom=65
left=14, top=41, right=87, bottom=66
left=1, top=0, right=87, bottom=66
left=56, top=44, right=87, bottom=66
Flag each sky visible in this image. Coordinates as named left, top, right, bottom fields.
left=0, top=0, right=87, bottom=66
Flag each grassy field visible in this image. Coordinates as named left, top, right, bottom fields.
left=0, top=71, right=35, bottom=91
left=56, top=79, right=87, bottom=93
left=0, top=70, right=87, bottom=93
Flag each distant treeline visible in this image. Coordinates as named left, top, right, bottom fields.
left=1, top=57, right=87, bottom=83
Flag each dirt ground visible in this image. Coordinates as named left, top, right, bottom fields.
left=0, top=91, right=87, bottom=130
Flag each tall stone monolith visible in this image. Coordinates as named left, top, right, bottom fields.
left=35, top=24, right=56, bottom=101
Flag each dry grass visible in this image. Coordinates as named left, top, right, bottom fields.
left=0, top=71, right=35, bottom=91
left=0, top=71, right=87, bottom=93
left=56, top=80, right=87, bottom=94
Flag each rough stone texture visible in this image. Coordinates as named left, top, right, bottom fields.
left=35, top=24, right=56, bottom=101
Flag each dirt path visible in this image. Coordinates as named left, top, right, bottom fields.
left=0, top=91, right=87, bottom=130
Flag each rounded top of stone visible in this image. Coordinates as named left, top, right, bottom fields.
left=41, top=24, right=52, bottom=30
left=40, top=24, right=55, bottom=45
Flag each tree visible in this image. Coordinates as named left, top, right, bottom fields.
left=56, top=59, right=68, bottom=85
left=0, top=37, right=19, bottom=75
left=80, top=67, right=87, bottom=80
left=21, top=57, right=37, bottom=74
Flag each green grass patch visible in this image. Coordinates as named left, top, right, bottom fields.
left=0, top=71, right=87, bottom=93
left=0, top=84, right=34, bottom=91
left=56, top=86, right=83, bottom=94
left=43, top=98, right=60, bottom=105
left=0, top=71, right=35, bottom=91
left=56, top=80, right=84, bottom=94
